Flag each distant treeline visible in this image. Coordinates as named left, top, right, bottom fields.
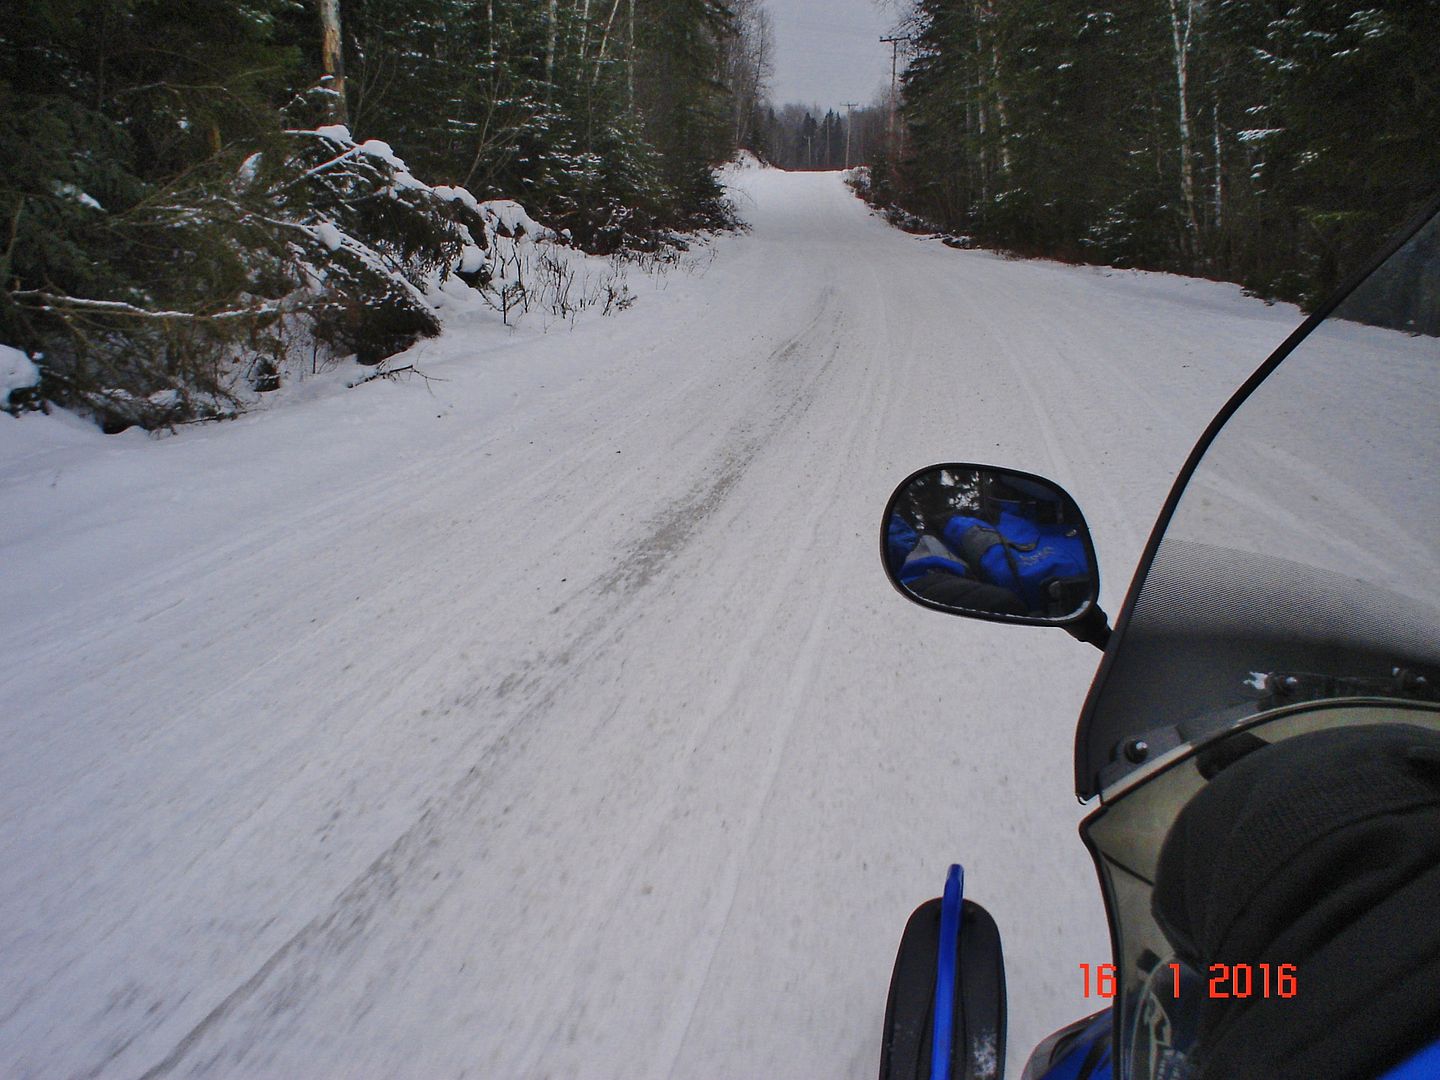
left=0, top=0, right=771, bottom=426
left=875, top=0, right=1440, bottom=307
left=758, top=103, right=889, bottom=172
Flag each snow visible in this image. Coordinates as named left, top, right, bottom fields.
left=1, top=344, right=39, bottom=400
left=432, top=184, right=482, bottom=213
left=235, top=151, right=263, bottom=191
left=357, top=137, right=402, bottom=166
left=456, top=243, right=486, bottom=274
left=311, top=220, right=344, bottom=252
left=482, top=198, right=553, bottom=239
left=355, top=139, right=428, bottom=192
left=0, top=167, right=1306, bottom=1078
left=53, top=181, right=103, bottom=211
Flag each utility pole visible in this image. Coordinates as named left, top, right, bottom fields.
left=841, top=102, right=858, bottom=168
left=880, top=35, right=906, bottom=152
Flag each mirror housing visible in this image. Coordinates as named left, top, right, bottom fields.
left=882, top=464, right=1110, bottom=648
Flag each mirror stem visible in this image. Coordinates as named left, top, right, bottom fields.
left=1066, top=606, right=1112, bottom=651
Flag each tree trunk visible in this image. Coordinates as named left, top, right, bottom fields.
left=975, top=11, right=989, bottom=203
left=1212, top=100, right=1223, bottom=231
left=318, top=0, right=348, bottom=126
left=990, top=41, right=1011, bottom=175
left=1168, top=0, right=1199, bottom=250
left=547, top=0, right=559, bottom=86
left=593, top=0, right=625, bottom=83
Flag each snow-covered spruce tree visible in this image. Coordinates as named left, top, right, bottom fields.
left=632, top=0, right=738, bottom=234
left=1218, top=0, right=1440, bottom=305
left=6, top=117, right=498, bottom=428
left=260, top=113, right=496, bottom=366
left=0, top=0, right=304, bottom=428
left=0, top=0, right=497, bottom=430
left=338, top=0, right=743, bottom=253
left=4, top=0, right=764, bottom=430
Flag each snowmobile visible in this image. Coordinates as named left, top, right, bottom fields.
left=877, top=192, right=1440, bottom=1080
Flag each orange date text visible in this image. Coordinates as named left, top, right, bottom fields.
left=1080, top=963, right=1297, bottom=999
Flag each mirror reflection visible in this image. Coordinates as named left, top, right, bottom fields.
left=884, top=465, right=1098, bottom=622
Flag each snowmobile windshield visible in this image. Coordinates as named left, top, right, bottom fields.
left=1076, top=201, right=1440, bottom=800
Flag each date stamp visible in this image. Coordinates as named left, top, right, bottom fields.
left=1080, top=962, right=1297, bottom=999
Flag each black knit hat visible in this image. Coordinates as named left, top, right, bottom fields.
left=1153, top=723, right=1440, bottom=1080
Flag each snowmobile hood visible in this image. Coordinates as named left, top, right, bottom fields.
left=1075, top=195, right=1440, bottom=801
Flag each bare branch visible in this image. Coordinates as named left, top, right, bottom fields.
left=11, top=290, right=291, bottom=323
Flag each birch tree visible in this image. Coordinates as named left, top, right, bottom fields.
left=720, top=0, right=774, bottom=152
left=1167, top=0, right=1199, bottom=246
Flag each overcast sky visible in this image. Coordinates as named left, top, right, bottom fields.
left=763, top=0, right=901, bottom=112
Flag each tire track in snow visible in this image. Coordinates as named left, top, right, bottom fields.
left=129, top=285, right=846, bottom=1080
left=657, top=279, right=889, bottom=1079
left=987, top=315, right=1142, bottom=564
left=3, top=240, right=849, bottom=1079
left=502, top=285, right=851, bottom=1074
left=589, top=285, right=839, bottom=600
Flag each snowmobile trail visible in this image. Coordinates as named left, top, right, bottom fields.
left=1, top=165, right=1305, bottom=1078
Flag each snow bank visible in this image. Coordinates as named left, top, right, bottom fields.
left=1, top=344, right=40, bottom=405
left=7, top=120, right=657, bottom=435
left=237, top=128, right=634, bottom=406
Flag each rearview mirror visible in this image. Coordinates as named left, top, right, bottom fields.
left=882, top=464, right=1101, bottom=627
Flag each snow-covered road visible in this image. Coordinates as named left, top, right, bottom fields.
left=1, top=165, right=1305, bottom=1078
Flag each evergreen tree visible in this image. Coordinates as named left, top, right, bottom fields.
left=2, top=0, right=762, bottom=426
left=1234, top=0, right=1440, bottom=301
left=633, top=0, right=737, bottom=227
left=1, top=0, right=301, bottom=416
left=884, top=0, right=1440, bottom=302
